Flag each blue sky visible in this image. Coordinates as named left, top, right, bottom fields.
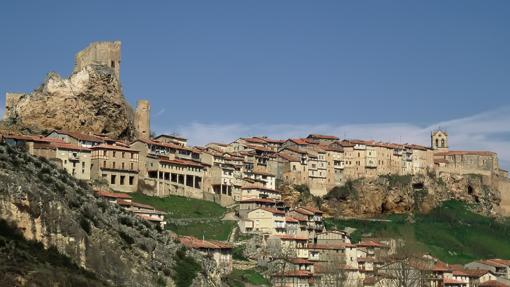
left=1, top=1, right=509, bottom=167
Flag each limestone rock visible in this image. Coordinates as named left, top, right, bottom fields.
left=3, top=64, right=135, bottom=139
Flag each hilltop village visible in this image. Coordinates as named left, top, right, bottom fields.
left=2, top=41, right=510, bottom=287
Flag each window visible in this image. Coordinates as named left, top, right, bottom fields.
left=441, top=139, right=445, bottom=147
left=435, top=139, right=439, bottom=147
left=110, top=174, right=116, bottom=184
left=129, top=176, right=134, bottom=185
left=112, top=162, right=116, bottom=169
left=111, top=60, right=115, bottom=68
left=131, top=153, right=134, bottom=159
left=121, top=162, right=125, bottom=169
left=112, top=151, right=116, bottom=157
left=122, top=152, right=125, bottom=158
left=82, top=162, right=85, bottom=168
left=103, top=160, right=107, bottom=168
left=131, top=162, right=134, bottom=170
left=120, top=175, right=125, bottom=185
left=103, top=150, right=107, bottom=156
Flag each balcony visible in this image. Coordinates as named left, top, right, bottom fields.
left=274, top=222, right=286, bottom=229
left=366, top=160, right=377, bottom=168
left=69, top=153, right=80, bottom=161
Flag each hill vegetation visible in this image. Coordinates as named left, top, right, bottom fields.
left=325, top=200, right=510, bottom=264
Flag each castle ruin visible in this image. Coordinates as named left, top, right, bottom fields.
left=135, top=100, right=151, bottom=139
left=74, top=41, right=121, bottom=80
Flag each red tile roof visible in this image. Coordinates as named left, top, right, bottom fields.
left=92, top=144, right=138, bottom=152
left=272, top=234, right=308, bottom=241
left=443, top=278, right=467, bottom=285
left=34, top=141, right=91, bottom=152
left=239, top=198, right=277, bottom=204
left=307, top=243, right=354, bottom=250
left=357, top=240, right=388, bottom=248
left=478, top=259, right=510, bottom=268
left=480, top=281, right=509, bottom=287
left=307, top=134, right=339, bottom=140
left=179, top=236, right=232, bottom=249
left=285, top=217, right=300, bottom=223
left=273, top=270, right=314, bottom=277
left=160, top=158, right=204, bottom=168
left=50, top=130, right=105, bottom=143
left=258, top=207, right=286, bottom=215
left=95, top=190, right=132, bottom=199
left=288, top=138, right=309, bottom=145
left=117, top=200, right=155, bottom=210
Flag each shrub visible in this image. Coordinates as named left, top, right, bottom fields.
left=80, top=217, right=92, bottom=234
left=119, top=230, right=135, bottom=245
left=325, top=181, right=358, bottom=201
left=173, top=247, right=201, bottom=287
left=232, top=245, right=248, bottom=261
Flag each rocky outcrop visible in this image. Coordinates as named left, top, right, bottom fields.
left=2, top=64, right=135, bottom=139
left=322, top=173, right=502, bottom=217
left=0, top=144, right=222, bottom=286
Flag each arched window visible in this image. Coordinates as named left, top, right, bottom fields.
left=441, top=139, right=445, bottom=147
left=435, top=139, right=439, bottom=147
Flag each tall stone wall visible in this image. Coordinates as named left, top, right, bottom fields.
left=74, top=41, right=121, bottom=80
left=135, top=100, right=150, bottom=139
left=3, top=92, right=24, bottom=120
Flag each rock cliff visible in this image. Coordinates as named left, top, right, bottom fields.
left=0, top=144, right=222, bottom=286
left=2, top=64, right=135, bottom=139
left=282, top=173, right=503, bottom=218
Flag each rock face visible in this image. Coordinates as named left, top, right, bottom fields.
left=2, top=41, right=136, bottom=139
left=0, top=144, right=222, bottom=286
left=321, top=173, right=502, bottom=218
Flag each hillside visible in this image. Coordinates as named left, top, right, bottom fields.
left=325, top=200, right=510, bottom=264
left=0, top=143, right=222, bottom=286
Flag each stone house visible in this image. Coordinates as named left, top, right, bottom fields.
left=90, top=143, right=139, bottom=193
left=46, top=130, right=104, bottom=148
left=179, top=236, right=233, bottom=274
left=32, top=141, right=92, bottom=180
left=240, top=207, right=286, bottom=234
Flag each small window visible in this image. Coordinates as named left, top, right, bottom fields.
left=110, top=174, right=116, bottom=184
left=129, top=176, right=134, bottom=185
left=111, top=60, right=115, bottom=68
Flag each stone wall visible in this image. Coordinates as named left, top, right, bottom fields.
left=74, top=41, right=121, bottom=80
left=135, top=100, right=150, bottom=139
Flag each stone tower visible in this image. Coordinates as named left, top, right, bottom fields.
left=431, top=129, right=448, bottom=151
left=135, top=100, right=151, bottom=140
left=74, top=41, right=121, bottom=80
left=3, top=92, right=24, bottom=120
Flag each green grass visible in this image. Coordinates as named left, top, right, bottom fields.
left=130, top=193, right=226, bottom=219
left=226, top=269, right=271, bottom=287
left=325, top=200, right=510, bottom=264
left=167, top=220, right=236, bottom=241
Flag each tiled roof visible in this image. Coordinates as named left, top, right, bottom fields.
left=160, top=158, right=204, bottom=168
left=443, top=278, right=467, bottom=285
left=50, top=130, right=104, bottom=142
left=179, top=236, right=232, bottom=249
left=293, top=208, right=314, bottom=216
left=307, top=134, right=339, bottom=140
left=479, top=281, right=509, bottom=287
left=307, top=243, right=354, bottom=250
left=35, top=141, right=91, bottom=152
left=117, top=200, right=155, bottom=210
left=288, top=138, right=309, bottom=145
left=301, top=206, right=323, bottom=214
left=273, top=270, right=314, bottom=277
left=92, top=144, right=138, bottom=152
left=272, top=234, right=308, bottom=241
left=95, top=190, right=132, bottom=199
left=239, top=198, right=277, bottom=204
left=257, top=207, right=285, bottom=215
left=357, top=240, right=388, bottom=248
left=277, top=152, right=301, bottom=162
left=478, top=259, right=510, bottom=268
left=285, top=217, right=300, bottom=223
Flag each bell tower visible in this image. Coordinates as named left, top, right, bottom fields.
left=431, top=129, right=448, bottom=152
left=135, top=100, right=150, bottom=140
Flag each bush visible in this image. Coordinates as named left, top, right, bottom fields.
left=119, top=230, right=135, bottom=245
left=173, top=247, right=201, bottom=287
left=382, top=174, right=412, bottom=187
left=232, top=245, right=248, bottom=261
left=79, top=217, right=92, bottom=234
left=325, top=181, right=358, bottom=201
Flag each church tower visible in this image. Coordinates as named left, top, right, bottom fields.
left=431, top=129, right=448, bottom=152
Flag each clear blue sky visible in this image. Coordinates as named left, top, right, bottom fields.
left=1, top=1, right=510, bottom=162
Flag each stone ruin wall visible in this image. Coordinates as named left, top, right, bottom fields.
left=74, top=41, right=121, bottom=80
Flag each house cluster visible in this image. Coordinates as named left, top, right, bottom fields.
left=1, top=128, right=506, bottom=202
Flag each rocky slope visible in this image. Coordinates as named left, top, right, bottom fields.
left=282, top=173, right=503, bottom=218
left=0, top=144, right=222, bottom=287
left=1, top=64, right=135, bottom=139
